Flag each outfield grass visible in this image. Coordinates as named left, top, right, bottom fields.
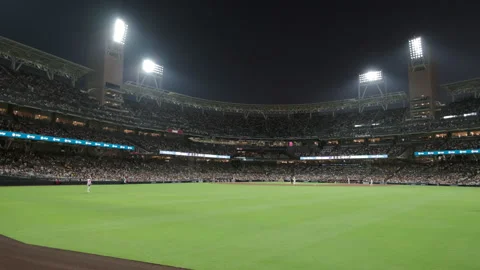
left=1, top=184, right=480, bottom=270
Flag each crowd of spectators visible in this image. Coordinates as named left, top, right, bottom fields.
left=1, top=115, right=133, bottom=147
left=2, top=65, right=480, bottom=139
left=387, top=162, right=477, bottom=185
left=440, top=98, right=480, bottom=117
left=1, top=108, right=479, bottom=186
left=5, top=112, right=480, bottom=160
left=1, top=149, right=480, bottom=186
left=4, top=55, right=480, bottom=188
left=414, top=138, right=480, bottom=152
left=295, top=144, right=406, bottom=158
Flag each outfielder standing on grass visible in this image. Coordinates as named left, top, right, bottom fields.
left=87, top=178, right=92, bottom=193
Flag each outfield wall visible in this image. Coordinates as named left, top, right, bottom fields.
left=0, top=176, right=478, bottom=187
left=0, top=176, right=194, bottom=186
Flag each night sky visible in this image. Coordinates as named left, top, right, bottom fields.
left=1, top=1, right=479, bottom=104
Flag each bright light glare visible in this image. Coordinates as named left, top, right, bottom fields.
left=142, top=59, right=155, bottom=73
left=359, top=71, right=382, bottom=83
left=142, top=59, right=164, bottom=75
left=113, top=18, right=128, bottom=44
left=409, top=37, right=423, bottom=60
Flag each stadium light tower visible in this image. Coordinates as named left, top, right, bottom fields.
left=358, top=70, right=388, bottom=112
left=409, top=37, right=423, bottom=59
left=359, top=71, right=383, bottom=85
left=137, top=59, right=164, bottom=89
left=407, top=36, right=437, bottom=119
left=86, top=17, right=128, bottom=105
left=113, top=18, right=128, bottom=44
left=409, top=37, right=425, bottom=69
left=358, top=71, right=387, bottom=97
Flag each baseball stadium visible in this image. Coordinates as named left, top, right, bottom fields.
left=1, top=13, right=480, bottom=270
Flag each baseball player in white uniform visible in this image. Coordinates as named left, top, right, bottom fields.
left=87, top=178, right=92, bottom=193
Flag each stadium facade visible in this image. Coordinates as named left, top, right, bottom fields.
left=1, top=20, right=480, bottom=186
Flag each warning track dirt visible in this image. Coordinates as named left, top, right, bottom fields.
left=0, top=235, right=188, bottom=270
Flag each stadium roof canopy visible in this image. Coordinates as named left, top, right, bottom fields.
left=123, top=81, right=408, bottom=115
left=441, top=78, right=480, bottom=98
left=0, top=36, right=93, bottom=83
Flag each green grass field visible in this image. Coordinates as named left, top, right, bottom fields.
left=1, top=183, right=480, bottom=270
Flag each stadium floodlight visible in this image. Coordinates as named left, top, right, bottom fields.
left=113, top=18, right=128, bottom=44
left=358, top=70, right=387, bottom=110
left=142, top=59, right=164, bottom=75
left=409, top=37, right=423, bottom=60
left=137, top=59, right=164, bottom=89
left=359, top=71, right=382, bottom=84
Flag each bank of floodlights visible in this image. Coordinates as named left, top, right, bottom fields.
left=137, top=59, right=164, bottom=89
left=358, top=70, right=387, bottom=111
left=142, top=59, right=164, bottom=75
left=359, top=71, right=383, bottom=84
left=409, top=37, right=423, bottom=60
left=113, top=18, right=128, bottom=44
